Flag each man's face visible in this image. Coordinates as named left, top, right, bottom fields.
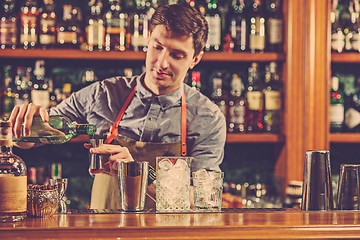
left=144, top=25, right=203, bottom=95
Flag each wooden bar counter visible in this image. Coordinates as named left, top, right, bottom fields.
left=1, top=209, right=360, bottom=239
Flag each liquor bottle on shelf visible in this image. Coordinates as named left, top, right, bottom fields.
left=190, top=71, right=201, bottom=91
left=0, top=120, right=27, bottom=222
left=228, top=73, right=246, bottom=133
left=350, top=0, right=360, bottom=52
left=228, top=0, right=247, bottom=52
left=39, top=0, right=56, bottom=49
left=0, top=0, right=17, bottom=49
left=86, top=0, right=105, bottom=51
left=72, top=6, right=86, bottom=50
left=340, top=0, right=355, bottom=52
left=204, top=0, right=222, bottom=51
left=263, top=62, right=282, bottom=133
left=266, top=0, right=283, bottom=52
left=1, top=65, right=15, bottom=117
left=131, top=0, right=149, bottom=52
left=13, top=115, right=96, bottom=144
left=13, top=67, right=30, bottom=107
left=56, top=5, right=79, bottom=49
left=81, top=69, right=98, bottom=88
left=344, top=76, right=360, bottom=132
left=331, top=0, right=345, bottom=53
left=31, top=60, right=50, bottom=109
left=246, top=62, right=264, bottom=132
left=248, top=0, right=266, bottom=53
left=19, top=0, right=39, bottom=49
left=330, top=76, right=344, bottom=132
left=104, top=0, right=129, bottom=51
left=210, top=71, right=227, bottom=117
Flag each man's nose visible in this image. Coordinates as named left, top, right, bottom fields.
left=157, top=50, right=169, bottom=70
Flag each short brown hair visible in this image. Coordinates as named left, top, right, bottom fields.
left=150, top=3, right=208, bottom=56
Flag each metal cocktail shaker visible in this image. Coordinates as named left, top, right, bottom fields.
left=118, top=161, right=149, bottom=212
left=301, top=150, right=334, bottom=211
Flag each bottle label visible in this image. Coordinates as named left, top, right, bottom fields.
left=86, top=20, right=105, bottom=46
left=20, top=34, right=37, bottom=44
left=345, top=107, right=360, bottom=129
left=330, top=104, right=344, bottom=124
left=331, top=32, right=345, bottom=52
left=351, top=32, right=360, bottom=52
left=264, top=91, right=281, bottom=110
left=247, top=91, right=262, bottom=110
left=249, top=17, right=265, bottom=50
left=0, top=176, right=27, bottom=213
left=268, top=18, right=283, bottom=44
left=31, top=90, right=50, bottom=109
left=205, top=15, right=221, bottom=47
left=57, top=32, right=77, bottom=44
left=229, top=105, right=245, bottom=124
left=230, top=18, right=247, bottom=50
left=39, top=35, right=55, bottom=45
left=0, top=19, right=17, bottom=45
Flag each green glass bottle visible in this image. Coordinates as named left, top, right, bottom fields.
left=14, top=115, right=96, bottom=144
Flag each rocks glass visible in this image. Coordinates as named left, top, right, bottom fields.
left=192, top=169, right=224, bottom=212
left=156, top=156, right=192, bottom=212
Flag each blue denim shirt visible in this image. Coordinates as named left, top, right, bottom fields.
left=49, top=72, right=226, bottom=172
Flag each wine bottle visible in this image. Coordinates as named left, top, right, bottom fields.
left=248, top=0, right=266, bottom=53
left=330, top=76, right=344, bottom=132
left=0, top=0, right=18, bottom=49
left=228, top=73, right=246, bottom=133
left=229, top=0, right=247, bottom=52
left=331, top=0, right=345, bottom=52
left=86, top=0, right=105, bottom=51
left=13, top=115, right=96, bottom=144
left=19, top=0, right=39, bottom=49
left=204, top=0, right=222, bottom=51
left=39, top=0, right=56, bottom=49
left=246, top=62, right=264, bottom=132
left=266, top=0, right=283, bottom=52
left=263, top=62, right=282, bottom=133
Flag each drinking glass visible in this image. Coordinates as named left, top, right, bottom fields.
left=49, top=178, right=68, bottom=213
left=156, top=156, right=192, bottom=212
left=192, top=169, right=224, bottom=212
left=89, top=138, right=104, bottom=174
left=336, top=164, right=360, bottom=210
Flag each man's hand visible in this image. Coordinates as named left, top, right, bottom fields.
left=9, top=103, right=49, bottom=149
left=89, top=144, right=134, bottom=176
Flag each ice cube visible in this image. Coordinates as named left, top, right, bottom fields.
left=158, top=159, right=173, bottom=172
left=174, top=159, right=188, bottom=171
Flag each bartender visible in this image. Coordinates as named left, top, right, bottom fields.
left=10, top=3, right=226, bottom=209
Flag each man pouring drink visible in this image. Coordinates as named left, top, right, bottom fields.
left=10, top=3, right=226, bottom=209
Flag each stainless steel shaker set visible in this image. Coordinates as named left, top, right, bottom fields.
left=301, top=150, right=360, bottom=211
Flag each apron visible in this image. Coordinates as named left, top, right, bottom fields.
left=90, top=85, right=187, bottom=210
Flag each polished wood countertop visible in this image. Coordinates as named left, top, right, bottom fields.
left=1, top=210, right=360, bottom=239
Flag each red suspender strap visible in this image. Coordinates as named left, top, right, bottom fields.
left=105, top=86, right=137, bottom=144
left=181, top=91, right=187, bottom=156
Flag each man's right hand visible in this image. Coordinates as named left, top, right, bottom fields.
left=9, top=103, right=49, bottom=149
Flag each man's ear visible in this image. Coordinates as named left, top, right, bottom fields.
left=189, top=51, right=204, bottom=69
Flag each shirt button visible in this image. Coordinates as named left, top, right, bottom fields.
left=149, top=117, right=152, bottom=121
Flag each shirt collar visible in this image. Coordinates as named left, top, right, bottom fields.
left=136, top=72, right=184, bottom=110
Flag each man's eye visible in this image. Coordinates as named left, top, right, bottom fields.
left=154, top=45, right=162, bottom=50
left=170, top=53, right=184, bottom=60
